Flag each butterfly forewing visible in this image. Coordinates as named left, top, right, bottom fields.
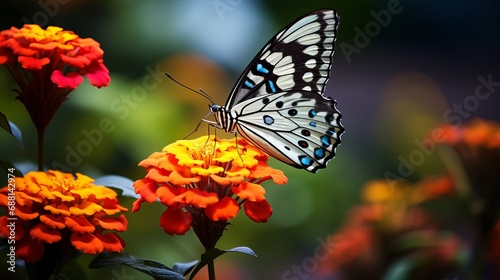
left=225, top=9, right=340, bottom=108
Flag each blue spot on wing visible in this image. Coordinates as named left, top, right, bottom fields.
left=298, top=155, right=313, bottom=167
left=256, top=63, right=269, bottom=74
left=320, top=135, right=331, bottom=147
left=268, top=80, right=277, bottom=93
left=263, top=115, right=274, bottom=125
left=314, top=148, right=325, bottom=159
left=244, top=79, right=255, bottom=88
left=309, top=121, right=316, bottom=127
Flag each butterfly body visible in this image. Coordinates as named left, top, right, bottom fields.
left=208, top=9, right=343, bottom=173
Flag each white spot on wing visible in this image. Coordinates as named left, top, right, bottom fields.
left=265, top=52, right=283, bottom=65
left=279, top=15, right=319, bottom=41
left=324, top=37, right=334, bottom=44
left=247, top=72, right=265, bottom=85
left=302, top=72, right=313, bottom=82
left=305, top=59, right=316, bottom=69
left=298, top=34, right=321, bottom=45
left=260, top=50, right=271, bottom=60
left=276, top=75, right=295, bottom=89
left=283, top=22, right=321, bottom=43
left=274, top=56, right=294, bottom=75
left=303, top=45, right=318, bottom=56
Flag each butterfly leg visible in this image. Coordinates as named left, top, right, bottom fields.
left=233, top=132, right=244, bottom=162
left=197, top=120, right=221, bottom=153
left=184, top=119, right=204, bottom=139
left=201, top=119, right=221, bottom=128
left=183, top=111, right=218, bottom=139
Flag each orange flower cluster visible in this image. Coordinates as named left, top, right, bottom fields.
left=0, top=24, right=110, bottom=136
left=133, top=136, right=287, bottom=249
left=438, top=119, right=500, bottom=277
left=0, top=24, right=109, bottom=89
left=438, top=118, right=500, bottom=215
left=439, top=118, right=500, bottom=148
left=317, top=178, right=463, bottom=278
left=0, top=170, right=128, bottom=263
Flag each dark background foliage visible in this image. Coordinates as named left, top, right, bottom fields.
left=1, top=0, right=499, bottom=279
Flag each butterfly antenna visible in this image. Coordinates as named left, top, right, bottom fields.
left=199, top=88, right=214, bottom=104
left=165, top=73, right=215, bottom=104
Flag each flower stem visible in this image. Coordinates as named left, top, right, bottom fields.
left=207, top=259, right=216, bottom=280
left=37, top=126, right=45, bottom=171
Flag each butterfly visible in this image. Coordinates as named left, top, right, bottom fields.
left=205, top=9, right=344, bottom=173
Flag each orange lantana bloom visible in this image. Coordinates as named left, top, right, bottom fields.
left=0, top=24, right=110, bottom=136
left=0, top=170, right=128, bottom=263
left=133, top=136, right=287, bottom=249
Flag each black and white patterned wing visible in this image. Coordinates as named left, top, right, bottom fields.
left=231, top=91, right=343, bottom=173
left=225, top=9, right=339, bottom=109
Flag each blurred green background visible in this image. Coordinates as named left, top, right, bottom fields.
left=1, top=0, right=499, bottom=279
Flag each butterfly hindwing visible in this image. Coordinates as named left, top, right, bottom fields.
left=225, top=9, right=339, bottom=108
left=231, top=91, right=343, bottom=173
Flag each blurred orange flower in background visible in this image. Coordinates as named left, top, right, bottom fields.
left=133, top=135, right=287, bottom=249
left=317, top=177, right=465, bottom=280
left=439, top=118, right=500, bottom=148
left=0, top=170, right=128, bottom=263
left=437, top=119, right=500, bottom=191
left=315, top=118, right=500, bottom=279
left=438, top=119, right=500, bottom=278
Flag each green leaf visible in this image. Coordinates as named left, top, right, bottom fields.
left=56, top=260, right=88, bottom=280
left=172, top=260, right=198, bottom=276
left=225, top=246, right=257, bottom=257
left=0, top=112, right=11, bottom=134
left=382, top=254, right=427, bottom=280
left=0, top=112, right=24, bottom=148
left=0, top=160, right=23, bottom=177
left=89, top=252, right=184, bottom=280
left=94, top=175, right=139, bottom=198
left=189, top=246, right=256, bottom=280
left=391, top=232, right=431, bottom=253
left=382, top=258, right=414, bottom=280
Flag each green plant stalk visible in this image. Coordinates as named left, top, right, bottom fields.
left=37, top=126, right=45, bottom=171
left=207, top=259, right=216, bottom=280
